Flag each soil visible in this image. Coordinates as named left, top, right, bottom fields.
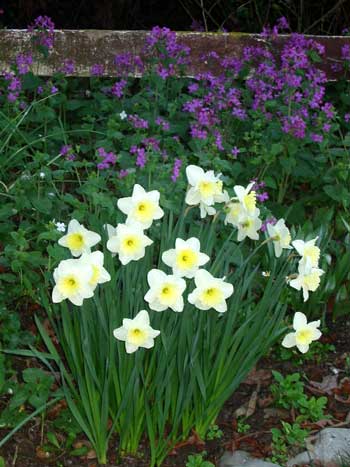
left=1, top=316, right=349, bottom=467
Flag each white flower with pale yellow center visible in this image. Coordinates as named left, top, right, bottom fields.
left=162, top=237, right=210, bottom=278
left=185, top=165, right=229, bottom=218
left=144, top=269, right=186, bottom=312
left=104, top=224, right=117, bottom=257
left=52, top=258, right=94, bottom=306
left=282, top=312, right=321, bottom=353
left=267, top=218, right=292, bottom=258
left=106, top=223, right=153, bottom=265
left=233, top=183, right=256, bottom=215
left=292, top=237, right=320, bottom=267
left=289, top=257, right=324, bottom=302
left=224, top=201, right=245, bottom=227
left=117, top=184, right=164, bottom=229
left=58, top=219, right=101, bottom=257
left=79, top=251, right=111, bottom=290
left=236, top=209, right=262, bottom=242
left=113, top=309, right=160, bottom=354
left=188, top=269, right=234, bottom=313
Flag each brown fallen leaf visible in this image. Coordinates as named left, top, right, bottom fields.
left=234, top=384, right=260, bottom=419
left=244, top=367, right=271, bottom=386
left=36, top=446, right=51, bottom=460
left=263, top=407, right=289, bottom=419
left=309, top=374, right=338, bottom=395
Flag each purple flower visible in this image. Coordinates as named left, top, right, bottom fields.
left=37, top=85, right=43, bottom=94
left=345, top=113, right=350, bottom=123
left=188, top=83, right=199, bottom=93
left=171, top=158, right=182, bottom=182
left=119, top=169, right=129, bottom=178
left=111, top=79, right=127, bottom=98
left=51, top=86, right=58, bottom=94
left=155, top=117, right=170, bottom=131
left=257, top=192, right=269, bottom=202
left=135, top=147, right=146, bottom=168
left=90, top=64, right=104, bottom=76
left=28, top=15, right=55, bottom=50
left=97, top=147, right=117, bottom=170
left=231, top=147, right=240, bottom=158
left=60, top=59, right=75, bottom=75
left=310, top=133, right=323, bottom=143
left=16, top=53, right=33, bottom=75
left=129, top=114, right=149, bottom=130
left=60, top=144, right=75, bottom=160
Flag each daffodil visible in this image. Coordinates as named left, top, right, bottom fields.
left=236, top=209, right=262, bottom=241
left=58, top=219, right=101, bottom=257
left=106, top=223, right=153, bottom=265
left=289, top=258, right=324, bottom=302
left=267, top=218, right=292, bottom=257
left=282, top=312, right=321, bottom=353
left=52, top=258, right=94, bottom=306
left=104, top=224, right=117, bottom=257
left=188, top=269, right=234, bottom=313
left=79, top=251, right=111, bottom=290
left=162, top=237, right=210, bottom=278
left=224, top=201, right=245, bottom=227
left=292, top=237, right=320, bottom=267
left=117, top=184, right=164, bottom=229
left=233, top=183, right=256, bottom=215
left=113, top=309, right=160, bottom=353
left=144, top=269, right=186, bottom=312
left=185, top=165, right=229, bottom=218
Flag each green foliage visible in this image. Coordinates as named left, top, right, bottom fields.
left=205, top=424, right=223, bottom=440
left=270, top=421, right=310, bottom=465
left=186, top=451, right=214, bottom=467
left=271, top=371, right=328, bottom=422
left=236, top=417, right=251, bottom=434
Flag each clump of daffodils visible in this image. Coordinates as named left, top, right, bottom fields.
left=51, top=164, right=324, bottom=355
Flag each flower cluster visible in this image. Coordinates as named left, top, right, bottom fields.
left=27, top=15, right=55, bottom=50
left=96, top=147, right=117, bottom=170
left=52, top=165, right=324, bottom=355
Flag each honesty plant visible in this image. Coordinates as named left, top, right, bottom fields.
left=32, top=164, right=324, bottom=466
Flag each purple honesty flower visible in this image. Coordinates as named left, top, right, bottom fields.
left=188, top=83, right=199, bottom=93
left=37, top=85, right=43, bottom=94
left=119, top=169, right=129, bottom=178
left=16, top=53, right=33, bottom=75
left=129, top=114, right=149, bottom=129
left=90, top=63, right=105, bottom=76
left=60, top=59, right=75, bottom=74
left=28, top=15, right=55, bottom=49
left=142, top=137, right=160, bottom=152
left=345, top=113, right=350, bottom=123
left=111, top=79, right=127, bottom=98
left=97, top=147, right=117, bottom=170
left=51, top=86, right=58, bottom=94
left=310, top=133, right=323, bottom=143
left=7, top=92, right=18, bottom=103
left=135, top=147, right=146, bottom=168
left=257, top=192, right=269, bottom=202
left=231, top=147, right=240, bottom=158
left=155, top=117, right=170, bottom=131
left=60, top=144, right=75, bottom=160
left=171, top=158, right=182, bottom=182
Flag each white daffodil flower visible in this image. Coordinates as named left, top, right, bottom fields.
left=236, top=209, right=262, bottom=242
left=188, top=269, right=234, bottom=313
left=106, top=223, right=153, bottom=265
left=162, top=237, right=210, bottom=278
left=58, top=219, right=101, bottom=257
left=52, top=258, right=94, bottom=306
left=79, top=251, right=111, bottom=290
left=282, top=311, right=321, bottom=353
left=185, top=165, right=229, bottom=218
left=267, top=218, right=292, bottom=258
left=113, top=309, right=160, bottom=353
left=292, top=237, right=320, bottom=267
left=103, top=224, right=117, bottom=257
left=117, top=184, right=164, bottom=229
left=224, top=201, right=245, bottom=227
left=289, top=258, right=324, bottom=302
left=233, top=183, right=256, bottom=214
left=144, top=269, right=186, bottom=312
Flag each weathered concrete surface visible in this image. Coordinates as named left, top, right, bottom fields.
left=0, top=29, right=349, bottom=78
left=220, top=450, right=281, bottom=467
left=287, top=428, right=350, bottom=467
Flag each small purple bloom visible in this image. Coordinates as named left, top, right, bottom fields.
left=231, top=147, right=240, bottom=158
left=90, top=63, right=105, bottom=76
left=171, top=158, right=182, bottom=182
